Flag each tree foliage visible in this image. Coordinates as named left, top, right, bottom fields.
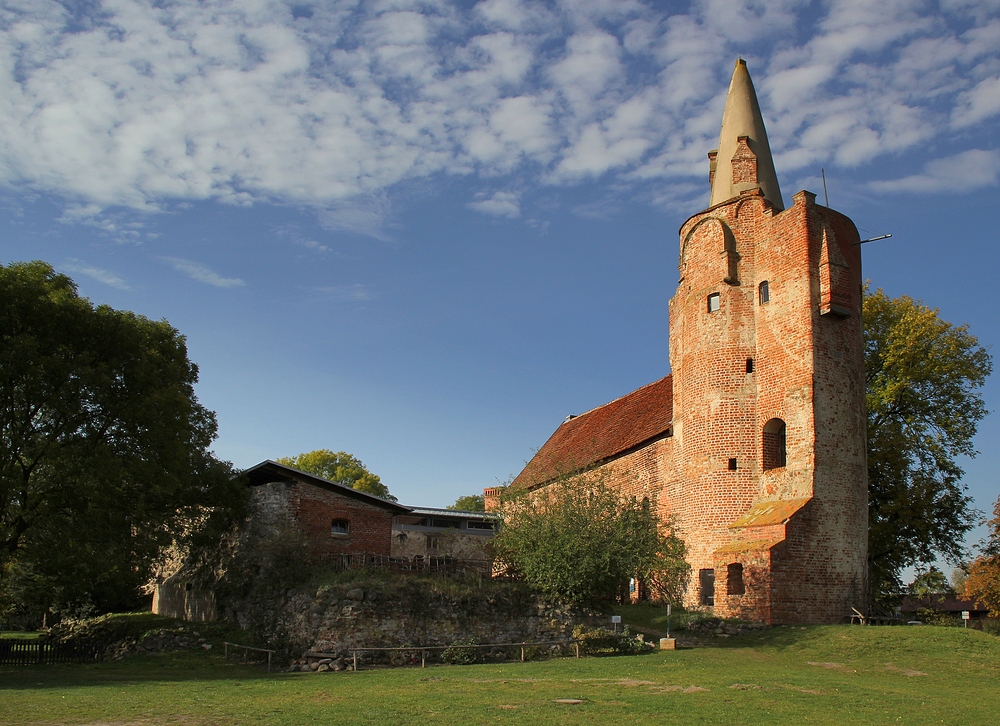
left=964, top=495, right=1000, bottom=617
left=0, top=261, right=240, bottom=623
left=492, top=474, right=689, bottom=606
left=447, top=494, right=485, bottom=512
left=276, top=449, right=396, bottom=501
left=864, top=288, right=991, bottom=604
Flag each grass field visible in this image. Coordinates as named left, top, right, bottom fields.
left=2, top=624, right=998, bottom=725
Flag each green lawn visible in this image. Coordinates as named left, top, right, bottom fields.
left=2, top=625, right=998, bottom=725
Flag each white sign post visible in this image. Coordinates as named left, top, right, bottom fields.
left=611, top=614, right=621, bottom=633
left=962, top=611, right=970, bottom=628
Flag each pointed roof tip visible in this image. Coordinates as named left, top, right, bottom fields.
left=708, top=58, right=784, bottom=211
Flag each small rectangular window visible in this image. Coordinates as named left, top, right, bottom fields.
left=331, top=519, right=350, bottom=536
left=708, top=293, right=721, bottom=312
left=728, top=458, right=737, bottom=471
left=466, top=520, right=495, bottom=530
left=746, top=358, right=754, bottom=374
left=759, top=281, right=770, bottom=304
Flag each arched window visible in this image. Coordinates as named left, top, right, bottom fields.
left=727, top=563, right=745, bottom=595
left=331, top=519, right=350, bottom=536
left=762, top=418, right=787, bottom=470
left=759, top=280, right=770, bottom=304
left=707, top=292, right=721, bottom=312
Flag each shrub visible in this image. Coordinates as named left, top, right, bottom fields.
left=492, top=474, right=689, bottom=606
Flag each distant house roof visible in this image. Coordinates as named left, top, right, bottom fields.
left=900, top=596, right=990, bottom=614
left=241, top=460, right=412, bottom=514
left=511, top=375, right=674, bottom=490
left=404, top=506, right=496, bottom=521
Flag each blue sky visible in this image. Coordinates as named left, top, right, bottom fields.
left=0, top=0, right=998, bottom=558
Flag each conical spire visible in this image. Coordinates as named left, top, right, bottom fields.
left=708, top=59, right=783, bottom=211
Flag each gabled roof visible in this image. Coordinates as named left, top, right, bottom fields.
left=241, top=460, right=412, bottom=514
left=511, top=375, right=673, bottom=490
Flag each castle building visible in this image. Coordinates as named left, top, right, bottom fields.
left=486, top=60, right=868, bottom=624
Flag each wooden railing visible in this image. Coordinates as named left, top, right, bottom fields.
left=0, top=639, right=102, bottom=666
left=223, top=642, right=276, bottom=672
left=305, top=639, right=580, bottom=671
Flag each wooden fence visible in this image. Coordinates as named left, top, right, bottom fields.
left=0, top=639, right=102, bottom=666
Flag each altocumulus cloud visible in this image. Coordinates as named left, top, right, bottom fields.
left=0, top=0, right=997, bottom=231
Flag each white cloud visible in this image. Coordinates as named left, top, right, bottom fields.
left=62, top=259, right=131, bottom=290
left=160, top=257, right=246, bottom=288
left=468, top=190, right=521, bottom=218
left=952, top=76, right=1000, bottom=128
left=869, top=150, right=1000, bottom=193
left=0, top=0, right=995, bottom=232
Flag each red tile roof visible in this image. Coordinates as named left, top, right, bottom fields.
left=511, top=375, right=673, bottom=490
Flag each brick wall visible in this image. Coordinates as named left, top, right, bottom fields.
left=250, top=479, right=395, bottom=558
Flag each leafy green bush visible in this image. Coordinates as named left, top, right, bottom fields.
left=440, top=638, right=482, bottom=665
left=493, top=474, right=689, bottom=606
left=572, top=624, right=650, bottom=656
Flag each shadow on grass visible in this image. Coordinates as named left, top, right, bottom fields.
left=0, top=650, right=284, bottom=690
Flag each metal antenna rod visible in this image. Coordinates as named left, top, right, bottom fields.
left=853, top=234, right=893, bottom=246
left=821, top=168, right=829, bottom=207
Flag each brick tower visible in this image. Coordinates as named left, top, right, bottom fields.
left=668, top=59, right=868, bottom=622
left=496, top=59, right=868, bottom=624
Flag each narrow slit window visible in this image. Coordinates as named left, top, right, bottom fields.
left=746, top=358, right=754, bottom=374
left=759, top=280, right=770, bottom=304
left=708, top=293, right=721, bottom=312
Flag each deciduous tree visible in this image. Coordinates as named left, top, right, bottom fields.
left=864, top=288, right=991, bottom=606
left=492, top=474, right=688, bottom=606
left=276, top=449, right=396, bottom=501
left=964, top=495, right=1000, bottom=616
left=0, top=261, right=239, bottom=622
left=447, top=494, right=485, bottom=512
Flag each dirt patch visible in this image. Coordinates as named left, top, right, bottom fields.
left=570, top=678, right=657, bottom=686
left=884, top=663, right=927, bottom=677
left=807, top=661, right=844, bottom=669
left=651, top=685, right=709, bottom=693
left=729, top=683, right=762, bottom=690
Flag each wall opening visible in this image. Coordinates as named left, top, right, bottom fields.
left=759, top=280, right=770, bottom=304
left=699, top=569, right=715, bottom=606
left=728, top=458, right=737, bottom=471
left=727, top=563, right=745, bottom=595
left=331, top=519, right=350, bottom=536
left=708, top=293, right=721, bottom=312
left=763, top=418, right=787, bottom=470
left=746, top=358, right=754, bottom=373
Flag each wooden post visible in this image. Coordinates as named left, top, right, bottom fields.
left=267, top=651, right=272, bottom=673
left=575, top=642, right=580, bottom=658
left=421, top=650, right=426, bottom=668
left=224, top=642, right=229, bottom=661
left=521, top=645, right=525, bottom=662
left=353, top=651, right=357, bottom=672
